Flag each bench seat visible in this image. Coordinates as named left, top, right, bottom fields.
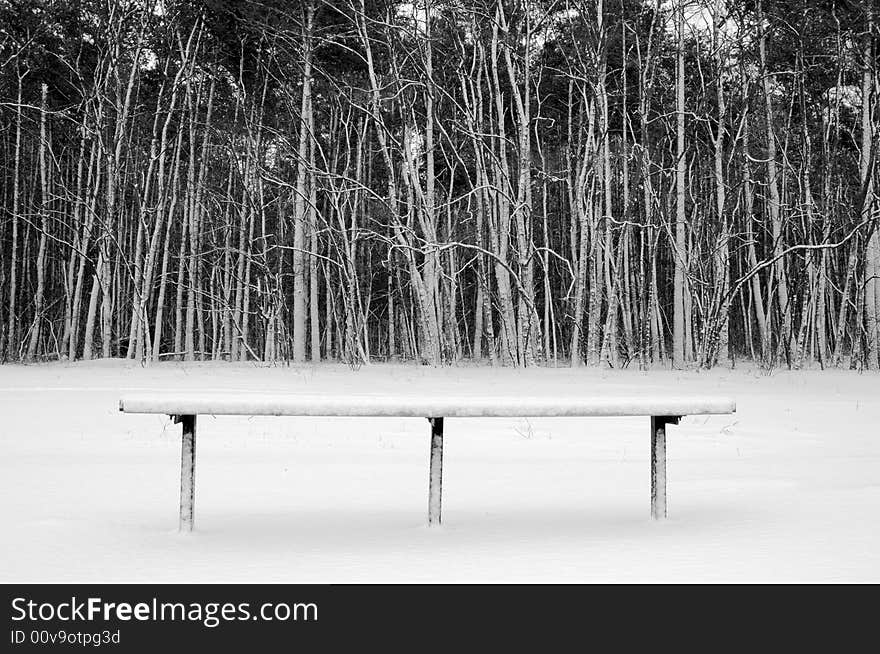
left=119, top=393, right=735, bottom=418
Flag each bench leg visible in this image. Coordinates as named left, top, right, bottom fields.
left=177, top=414, right=197, bottom=532
left=651, top=415, right=679, bottom=520
left=428, top=417, right=444, bottom=526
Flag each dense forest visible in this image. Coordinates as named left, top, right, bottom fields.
left=0, top=0, right=877, bottom=369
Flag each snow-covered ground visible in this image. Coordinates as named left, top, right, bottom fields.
left=1, top=360, right=878, bottom=582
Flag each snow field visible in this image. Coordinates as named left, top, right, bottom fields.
left=1, top=360, right=878, bottom=582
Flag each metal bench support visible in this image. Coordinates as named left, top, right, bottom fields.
left=174, top=414, right=197, bottom=532
left=428, top=417, right=444, bottom=526
left=651, top=415, right=680, bottom=520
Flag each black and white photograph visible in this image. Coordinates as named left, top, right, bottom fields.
left=0, top=0, right=878, bottom=624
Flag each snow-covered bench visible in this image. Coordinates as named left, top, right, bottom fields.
left=119, top=393, right=736, bottom=531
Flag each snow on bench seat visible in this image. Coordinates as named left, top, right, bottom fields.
left=119, top=392, right=735, bottom=418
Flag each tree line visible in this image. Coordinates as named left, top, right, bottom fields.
left=0, top=0, right=878, bottom=369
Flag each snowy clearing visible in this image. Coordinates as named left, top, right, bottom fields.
left=1, top=361, right=878, bottom=583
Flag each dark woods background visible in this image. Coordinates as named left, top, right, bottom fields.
left=0, top=0, right=877, bottom=370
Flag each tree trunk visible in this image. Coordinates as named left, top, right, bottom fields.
left=5, top=71, right=24, bottom=360
left=672, top=2, right=687, bottom=369
left=26, top=83, right=50, bottom=361
left=862, top=5, right=878, bottom=369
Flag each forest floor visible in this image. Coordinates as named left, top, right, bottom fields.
left=1, top=359, right=878, bottom=582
